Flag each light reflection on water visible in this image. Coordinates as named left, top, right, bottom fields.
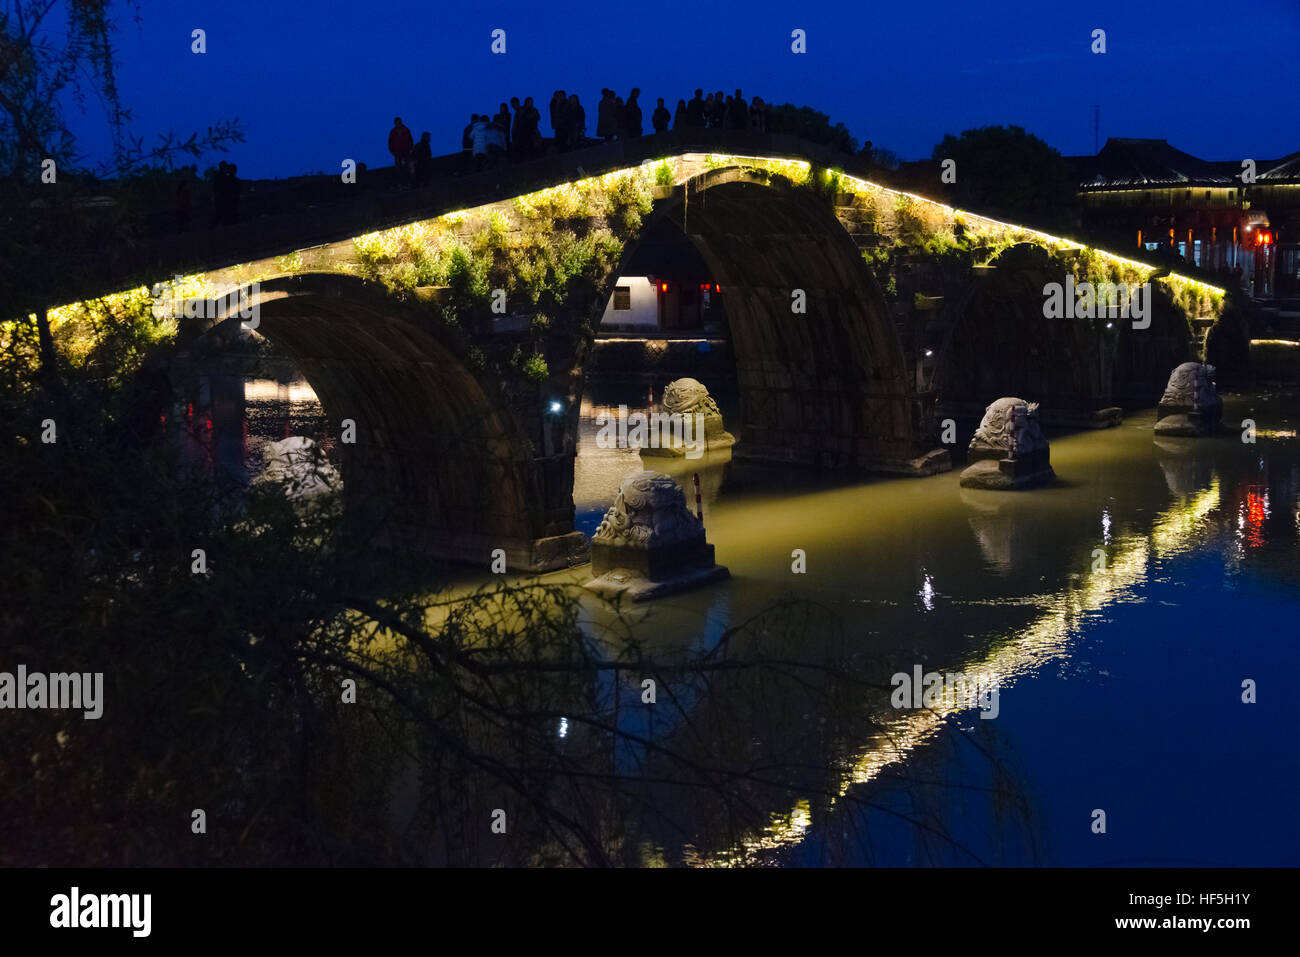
left=569, top=386, right=1300, bottom=865
left=220, top=371, right=1300, bottom=864
left=701, top=477, right=1225, bottom=867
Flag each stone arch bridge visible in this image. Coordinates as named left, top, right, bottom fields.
left=49, top=131, right=1226, bottom=571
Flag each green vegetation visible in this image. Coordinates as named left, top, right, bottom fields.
left=1160, top=275, right=1225, bottom=321
left=275, top=251, right=305, bottom=275
left=354, top=172, right=653, bottom=328
left=350, top=171, right=653, bottom=389
left=856, top=199, right=1016, bottom=303
left=521, top=350, right=548, bottom=382
left=804, top=165, right=848, bottom=206
left=3, top=286, right=177, bottom=401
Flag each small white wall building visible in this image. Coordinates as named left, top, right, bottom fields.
left=598, top=276, right=660, bottom=332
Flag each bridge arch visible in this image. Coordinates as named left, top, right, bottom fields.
left=583, top=165, right=929, bottom=471
left=173, top=170, right=943, bottom=572
left=933, top=243, right=1194, bottom=423
left=181, top=273, right=584, bottom=570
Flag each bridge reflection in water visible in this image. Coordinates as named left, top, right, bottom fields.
left=565, top=390, right=1299, bottom=866
left=702, top=476, right=1223, bottom=866
left=204, top=374, right=1299, bottom=865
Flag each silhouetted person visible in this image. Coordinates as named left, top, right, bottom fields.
left=708, top=91, right=725, bottom=128
left=388, top=117, right=413, bottom=183
left=625, top=88, right=642, bottom=137
left=494, top=102, right=511, bottom=150
left=519, top=97, right=540, bottom=158
left=550, top=91, right=566, bottom=142
left=653, top=98, right=671, bottom=133
left=748, top=96, right=766, bottom=133
left=567, top=93, right=585, bottom=149
left=470, top=114, right=489, bottom=170
left=613, top=96, right=625, bottom=140
left=509, top=97, right=523, bottom=156
left=673, top=98, right=687, bottom=130
left=487, top=111, right=507, bottom=158
left=555, top=97, right=571, bottom=149
left=412, top=132, right=432, bottom=186
left=728, top=89, right=748, bottom=130
left=597, top=88, right=617, bottom=141
left=686, top=89, right=705, bottom=127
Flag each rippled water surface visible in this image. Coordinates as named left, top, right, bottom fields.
left=220, top=375, right=1300, bottom=865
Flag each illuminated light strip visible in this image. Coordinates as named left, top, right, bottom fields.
left=701, top=479, right=1222, bottom=866
left=596, top=337, right=719, bottom=344
left=672, top=153, right=1223, bottom=295
left=832, top=170, right=1220, bottom=290
left=1251, top=339, right=1300, bottom=347
left=45, top=152, right=1225, bottom=320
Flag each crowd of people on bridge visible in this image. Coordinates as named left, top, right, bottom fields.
left=384, top=87, right=776, bottom=183
left=563, top=88, right=771, bottom=146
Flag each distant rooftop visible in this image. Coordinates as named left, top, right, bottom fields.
left=1071, top=138, right=1237, bottom=189
left=1260, top=150, right=1300, bottom=181
left=1068, top=138, right=1300, bottom=191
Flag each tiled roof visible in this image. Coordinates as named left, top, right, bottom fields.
left=1075, top=138, right=1233, bottom=189
left=1068, top=140, right=1300, bottom=190
left=1260, top=150, right=1300, bottom=182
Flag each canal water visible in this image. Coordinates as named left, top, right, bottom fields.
left=213, top=374, right=1300, bottom=866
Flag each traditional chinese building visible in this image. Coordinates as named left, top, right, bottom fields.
left=1072, top=139, right=1300, bottom=298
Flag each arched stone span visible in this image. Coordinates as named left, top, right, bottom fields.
left=935, top=244, right=1105, bottom=416
left=177, top=171, right=944, bottom=572
left=933, top=244, right=1192, bottom=423
left=1110, top=280, right=1196, bottom=406
left=586, top=167, right=937, bottom=472
left=191, top=273, right=587, bottom=571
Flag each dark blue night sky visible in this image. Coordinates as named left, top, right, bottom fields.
left=73, top=0, right=1300, bottom=180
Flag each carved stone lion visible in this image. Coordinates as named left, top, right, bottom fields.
left=256, top=436, right=340, bottom=498
left=970, top=397, right=1049, bottom=457
left=643, top=377, right=736, bottom=455
left=961, top=397, right=1054, bottom=490
left=1155, top=362, right=1221, bottom=436
left=586, top=470, right=727, bottom=599
left=1160, top=362, right=1218, bottom=411
left=662, top=378, right=722, bottom=417
left=592, top=471, right=703, bottom=549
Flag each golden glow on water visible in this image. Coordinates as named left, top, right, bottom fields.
left=698, top=479, right=1222, bottom=867
left=243, top=378, right=320, bottom=402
